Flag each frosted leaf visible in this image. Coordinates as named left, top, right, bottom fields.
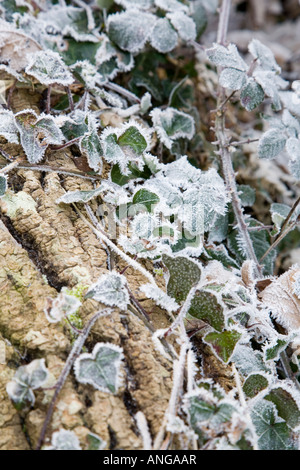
left=6, top=359, right=50, bottom=407
left=154, top=0, right=189, bottom=12
left=149, top=18, right=178, bottom=53
left=15, top=110, right=65, bottom=164
left=151, top=107, right=195, bottom=149
left=25, top=50, right=74, bottom=86
left=0, top=176, right=7, bottom=198
left=107, top=9, right=157, bottom=53
left=270, top=203, right=291, bottom=231
left=248, top=39, right=281, bottom=73
left=282, top=110, right=300, bottom=137
left=158, top=156, right=201, bottom=189
left=79, top=114, right=103, bottom=172
left=131, top=213, right=157, bottom=239
left=286, top=137, right=300, bottom=161
left=258, top=129, right=287, bottom=160
left=115, top=0, right=154, bottom=8
left=204, top=329, right=242, bottom=363
left=231, top=344, right=269, bottom=377
left=167, top=11, right=196, bottom=42
left=260, top=265, right=300, bottom=331
left=101, top=132, right=127, bottom=173
left=74, top=342, right=123, bottom=393
left=253, top=71, right=284, bottom=111
left=140, top=92, right=152, bottom=114
left=45, top=430, right=82, bottom=451
left=219, top=67, right=247, bottom=91
left=240, top=78, right=265, bottom=111
left=206, top=43, right=247, bottom=71
left=144, top=178, right=182, bottom=214
left=85, top=272, right=129, bottom=310
left=132, top=188, right=160, bottom=213
left=56, top=186, right=104, bottom=205
left=0, top=109, right=19, bottom=144
left=179, top=188, right=204, bottom=236
left=44, top=290, right=82, bottom=324
left=140, top=283, right=180, bottom=313
left=71, top=61, right=105, bottom=89
left=163, top=254, right=201, bottom=303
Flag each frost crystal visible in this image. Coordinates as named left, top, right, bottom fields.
left=85, top=272, right=129, bottom=310
left=0, top=109, right=19, bottom=144
left=167, top=11, right=196, bottom=42
left=151, top=107, right=195, bottom=149
left=45, top=430, right=82, bottom=451
left=150, top=18, right=178, bottom=53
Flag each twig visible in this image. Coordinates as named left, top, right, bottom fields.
left=274, top=195, right=300, bottom=243
left=259, top=220, right=298, bottom=263
left=0, top=156, right=26, bottom=175
left=229, top=138, right=259, bottom=147
left=104, top=82, right=141, bottom=104
left=35, top=308, right=112, bottom=450
left=0, top=162, right=101, bottom=181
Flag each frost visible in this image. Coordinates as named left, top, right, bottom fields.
left=167, top=11, right=196, bottom=42
left=240, top=78, right=265, bottom=111
left=107, top=9, right=157, bottom=53
left=154, top=0, right=189, bottom=12
left=149, top=18, right=178, bottom=53
left=0, top=109, right=19, bottom=144
left=44, top=290, right=82, bottom=324
left=85, top=272, right=129, bottom=310
left=258, top=129, right=287, bottom=160
left=79, top=114, right=103, bottom=172
left=56, top=186, right=104, bottom=205
left=6, top=359, right=50, bottom=408
left=115, top=0, right=154, bottom=8
left=140, top=283, right=180, bottom=313
left=131, top=213, right=157, bottom=239
left=74, top=342, right=123, bottom=393
left=151, top=107, right=195, bottom=149
left=206, top=43, right=247, bottom=71
left=25, top=50, right=74, bottom=86
left=15, top=110, right=65, bottom=164
left=248, top=39, right=281, bottom=73
left=219, top=67, right=247, bottom=91
left=45, top=430, right=82, bottom=451
left=0, top=176, right=7, bottom=198
left=163, top=254, right=202, bottom=303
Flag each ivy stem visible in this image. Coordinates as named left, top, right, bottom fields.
left=35, top=308, right=112, bottom=450
left=214, top=0, right=262, bottom=279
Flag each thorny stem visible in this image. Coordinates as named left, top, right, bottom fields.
left=35, top=308, right=112, bottom=450
left=214, top=0, right=262, bottom=279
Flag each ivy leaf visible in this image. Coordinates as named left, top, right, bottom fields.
left=162, top=254, right=201, bottom=303
left=85, top=272, right=129, bottom=310
left=132, top=188, right=160, bottom=213
left=140, top=283, right=180, bottom=313
left=151, top=107, right=195, bottom=149
left=15, top=110, right=64, bottom=164
left=0, top=109, right=19, bottom=144
left=242, top=373, right=269, bottom=398
left=188, top=290, right=225, bottom=332
left=6, top=359, right=50, bottom=409
left=188, top=394, right=236, bottom=434
left=240, top=78, right=265, bottom=111
left=150, top=18, right=178, bottom=53
left=204, top=329, right=242, bottom=363
left=45, top=430, right=82, bottom=451
left=0, top=175, right=7, bottom=198
left=265, top=387, right=300, bottom=430
left=74, top=342, right=123, bottom=393
left=251, top=399, right=297, bottom=450
left=118, top=126, right=148, bottom=155
left=107, top=9, right=156, bottom=53
left=258, top=129, right=287, bottom=159
left=25, top=50, right=74, bottom=86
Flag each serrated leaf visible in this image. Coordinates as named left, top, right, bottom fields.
left=188, top=290, right=225, bottom=332
left=0, top=175, right=7, bottom=198
left=248, top=39, right=281, bottom=73
left=85, top=272, right=129, bottom=310
left=258, top=129, right=287, bottom=160
left=204, top=329, right=242, bottom=363
left=150, top=18, right=178, bottom=53
left=107, top=9, right=156, bottom=53
left=74, top=342, right=123, bottom=393
left=251, top=399, right=297, bottom=450
left=243, top=374, right=269, bottom=398
left=162, top=254, right=201, bottom=303
left=26, top=50, right=74, bottom=86
left=240, top=78, right=265, bottom=111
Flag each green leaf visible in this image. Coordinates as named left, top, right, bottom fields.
left=87, top=433, right=107, bottom=450
left=237, top=184, right=256, bottom=207
left=240, top=78, right=265, bottom=111
left=204, top=329, right=242, bottom=363
left=97, top=0, right=114, bottom=8
left=162, top=254, right=201, bottom=303
left=85, top=272, right=129, bottom=310
left=265, top=388, right=300, bottom=429
left=243, top=374, right=269, bottom=398
left=258, top=129, right=287, bottom=159
left=264, top=337, right=289, bottom=361
left=151, top=107, right=195, bottom=149
left=188, top=290, right=225, bottom=332
left=188, top=395, right=236, bottom=433
left=74, top=343, right=123, bottom=394
left=118, top=126, right=148, bottom=155
left=150, top=18, right=178, bottom=53
left=251, top=399, right=297, bottom=450
left=132, top=189, right=160, bottom=212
